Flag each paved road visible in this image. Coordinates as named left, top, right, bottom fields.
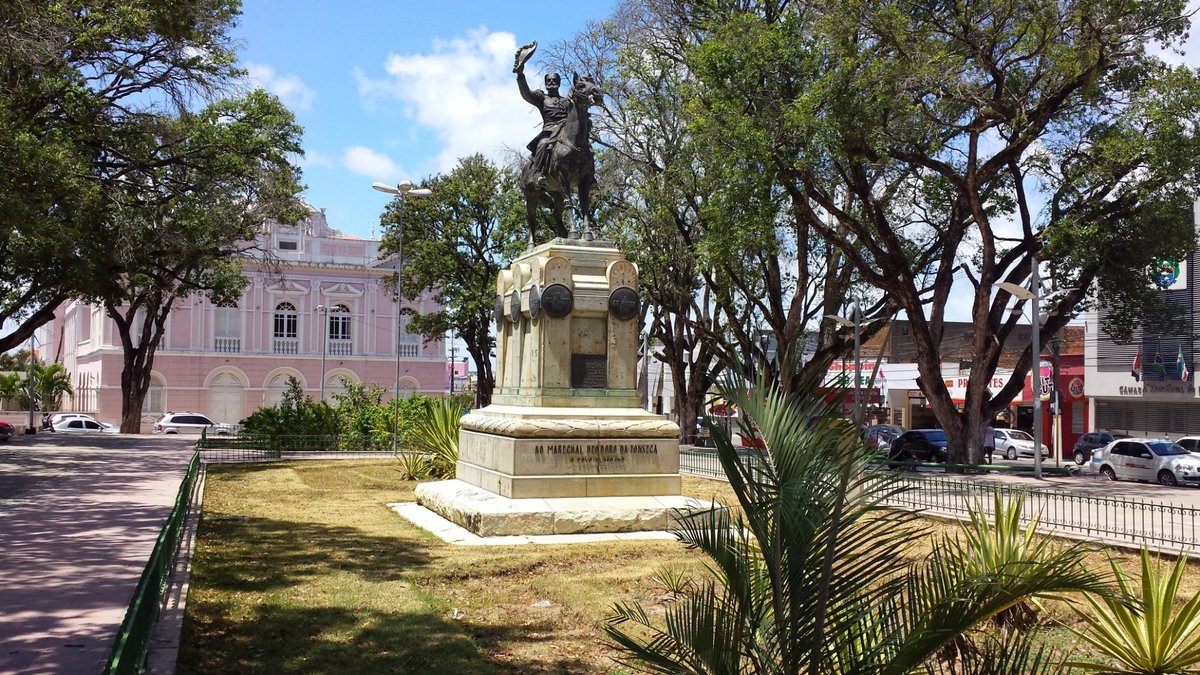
left=0, top=433, right=194, bottom=675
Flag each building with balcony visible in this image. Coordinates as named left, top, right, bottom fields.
left=41, top=204, right=446, bottom=429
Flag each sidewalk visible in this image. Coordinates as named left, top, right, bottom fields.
left=0, top=434, right=194, bottom=674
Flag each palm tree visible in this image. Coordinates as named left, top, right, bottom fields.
left=0, top=373, right=22, bottom=411
left=606, top=364, right=1111, bottom=673
left=33, top=363, right=73, bottom=411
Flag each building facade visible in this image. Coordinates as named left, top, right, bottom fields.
left=1084, top=206, right=1200, bottom=438
left=42, top=205, right=446, bottom=429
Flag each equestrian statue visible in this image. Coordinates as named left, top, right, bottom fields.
left=514, top=41, right=604, bottom=245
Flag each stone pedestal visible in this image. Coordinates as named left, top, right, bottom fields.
left=414, top=238, right=708, bottom=536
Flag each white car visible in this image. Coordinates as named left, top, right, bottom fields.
left=990, top=428, right=1049, bottom=461
left=49, top=413, right=98, bottom=426
left=1092, top=438, right=1200, bottom=487
left=1175, top=436, right=1200, bottom=454
left=153, top=412, right=235, bottom=435
left=53, top=418, right=119, bottom=434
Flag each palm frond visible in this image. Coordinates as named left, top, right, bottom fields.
left=1069, top=548, right=1200, bottom=673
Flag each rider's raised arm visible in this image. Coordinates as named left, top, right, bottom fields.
left=516, top=71, right=543, bottom=108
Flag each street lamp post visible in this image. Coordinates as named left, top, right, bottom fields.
left=826, top=302, right=862, bottom=424
left=316, top=304, right=329, bottom=402
left=371, top=180, right=432, bottom=455
left=448, top=337, right=458, bottom=394
left=996, top=265, right=1045, bottom=479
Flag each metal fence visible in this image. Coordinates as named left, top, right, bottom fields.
left=879, top=474, right=1200, bottom=555
left=103, top=450, right=200, bottom=675
left=679, top=449, right=1200, bottom=556
left=196, top=433, right=399, bottom=462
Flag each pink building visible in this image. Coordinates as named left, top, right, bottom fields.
left=42, top=205, right=445, bottom=429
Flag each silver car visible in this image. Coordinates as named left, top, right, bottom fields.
left=153, top=412, right=234, bottom=435
left=1092, top=438, right=1200, bottom=487
left=989, top=428, right=1049, bottom=461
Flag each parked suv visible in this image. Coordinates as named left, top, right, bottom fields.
left=1072, top=431, right=1129, bottom=465
left=153, top=412, right=234, bottom=435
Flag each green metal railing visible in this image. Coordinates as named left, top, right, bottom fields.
left=679, top=448, right=1200, bottom=555
left=880, top=473, right=1200, bottom=554
left=195, top=433, right=401, bottom=462
left=103, top=450, right=200, bottom=675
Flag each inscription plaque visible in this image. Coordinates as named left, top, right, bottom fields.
left=571, top=354, right=608, bottom=389
left=608, top=286, right=639, bottom=321
left=493, top=295, right=504, bottom=327
left=509, top=289, right=521, bottom=322
left=542, top=283, right=573, bottom=318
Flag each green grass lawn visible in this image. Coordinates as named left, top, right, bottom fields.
left=179, top=461, right=732, bottom=674
left=179, top=460, right=1200, bottom=674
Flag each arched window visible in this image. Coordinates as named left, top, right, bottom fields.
left=328, top=304, right=352, bottom=356
left=142, top=373, right=165, bottom=414
left=397, top=308, right=419, bottom=357
left=273, top=302, right=298, bottom=354
left=214, top=301, right=240, bottom=352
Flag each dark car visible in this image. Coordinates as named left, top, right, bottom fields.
left=889, top=429, right=949, bottom=464
left=1072, top=431, right=1129, bottom=465
left=0, top=421, right=12, bottom=441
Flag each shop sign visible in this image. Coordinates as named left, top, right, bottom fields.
left=1068, top=377, right=1084, bottom=398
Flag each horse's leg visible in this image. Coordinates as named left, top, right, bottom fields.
left=578, top=174, right=593, bottom=240
left=524, top=186, right=539, bottom=246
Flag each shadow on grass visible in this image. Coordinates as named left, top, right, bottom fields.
left=191, top=514, right=426, bottom=591
left=181, top=601, right=600, bottom=674
left=181, top=602, right=486, bottom=674
left=182, top=511, right=605, bottom=673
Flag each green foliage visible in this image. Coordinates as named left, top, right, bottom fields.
left=0, top=0, right=247, bottom=353
left=394, top=452, right=431, bottom=481
left=1069, top=549, right=1200, bottom=673
left=0, top=350, right=34, bottom=372
left=33, top=362, right=72, bottom=411
left=331, top=379, right=394, bottom=451
left=0, top=372, right=23, bottom=411
left=658, top=0, right=1200, bottom=461
left=377, top=154, right=525, bottom=408
left=409, top=397, right=462, bottom=479
left=606, top=368, right=1107, bottom=673
left=241, top=377, right=340, bottom=439
left=0, top=362, right=73, bottom=411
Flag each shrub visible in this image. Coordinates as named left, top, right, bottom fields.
left=410, top=397, right=462, bottom=479
left=241, top=376, right=340, bottom=440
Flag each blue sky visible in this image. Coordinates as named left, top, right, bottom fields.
left=233, top=0, right=617, bottom=240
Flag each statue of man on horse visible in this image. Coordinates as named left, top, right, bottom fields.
left=513, top=41, right=604, bottom=245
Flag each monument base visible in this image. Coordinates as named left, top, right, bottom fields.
left=415, top=479, right=717, bottom=537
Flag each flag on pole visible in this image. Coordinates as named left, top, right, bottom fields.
left=1131, top=346, right=1142, bottom=382
left=1149, top=341, right=1167, bottom=379
left=1180, top=346, right=1190, bottom=382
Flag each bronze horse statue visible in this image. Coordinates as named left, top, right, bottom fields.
left=521, top=73, right=604, bottom=245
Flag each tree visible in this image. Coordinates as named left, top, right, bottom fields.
left=546, top=2, right=894, bottom=441
left=85, top=91, right=304, bottom=432
left=0, top=0, right=244, bottom=353
left=378, top=154, right=526, bottom=408
left=607, top=369, right=1109, bottom=672
left=32, top=362, right=72, bottom=411
left=672, top=0, right=1200, bottom=462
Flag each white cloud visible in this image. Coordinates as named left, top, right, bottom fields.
left=1147, top=0, right=1200, bottom=67
left=343, top=145, right=409, bottom=184
left=296, top=149, right=333, bottom=169
left=246, top=62, right=317, bottom=110
left=355, top=27, right=544, bottom=172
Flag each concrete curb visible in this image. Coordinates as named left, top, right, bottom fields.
left=144, top=463, right=206, bottom=674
